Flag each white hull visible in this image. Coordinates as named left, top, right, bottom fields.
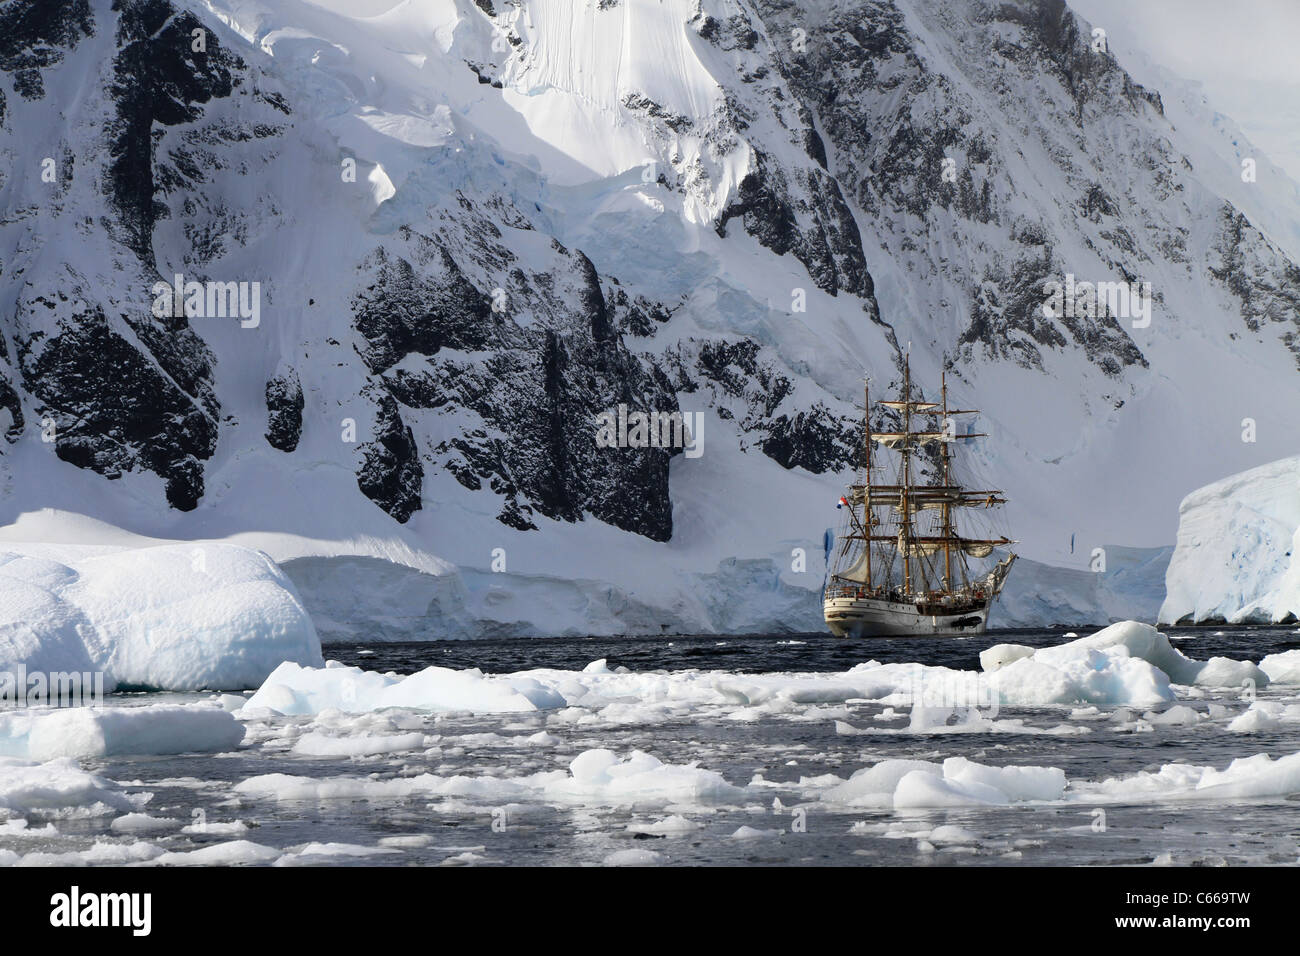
left=823, top=595, right=989, bottom=637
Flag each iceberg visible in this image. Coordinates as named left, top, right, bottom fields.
left=1159, top=456, right=1300, bottom=624
left=0, top=542, right=323, bottom=691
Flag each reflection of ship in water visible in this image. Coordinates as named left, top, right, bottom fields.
left=824, top=358, right=1016, bottom=637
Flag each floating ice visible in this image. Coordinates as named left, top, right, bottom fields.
left=984, top=622, right=1266, bottom=704
left=149, top=841, right=282, bottom=866
left=109, top=813, right=182, bottom=834
left=0, top=756, right=137, bottom=815
left=291, top=730, right=429, bottom=757
left=730, top=825, right=781, bottom=840
left=1260, top=650, right=1300, bottom=684
left=0, top=703, right=244, bottom=760
left=893, top=758, right=1067, bottom=809
left=1226, top=701, right=1300, bottom=733
left=245, top=661, right=564, bottom=715
left=242, top=622, right=1254, bottom=726
left=823, top=756, right=1066, bottom=810
left=627, top=814, right=700, bottom=836
left=235, top=747, right=745, bottom=809
left=602, top=848, right=663, bottom=866
left=0, top=542, right=322, bottom=691
left=1080, top=750, right=1300, bottom=803
left=1143, top=705, right=1201, bottom=727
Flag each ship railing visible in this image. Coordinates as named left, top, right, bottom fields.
left=825, top=583, right=885, bottom=601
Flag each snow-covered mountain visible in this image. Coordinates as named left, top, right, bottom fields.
left=1, top=0, right=1298, bottom=636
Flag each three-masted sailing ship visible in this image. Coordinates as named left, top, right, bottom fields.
left=824, top=358, right=1016, bottom=637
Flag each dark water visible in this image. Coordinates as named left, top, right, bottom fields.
left=327, top=625, right=1300, bottom=675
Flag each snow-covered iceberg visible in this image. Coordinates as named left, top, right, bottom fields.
left=982, top=621, right=1266, bottom=693
left=246, top=660, right=565, bottom=715
left=1159, top=455, right=1300, bottom=624
left=0, top=542, right=322, bottom=692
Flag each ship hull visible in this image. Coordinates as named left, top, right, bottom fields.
left=823, top=595, right=990, bottom=637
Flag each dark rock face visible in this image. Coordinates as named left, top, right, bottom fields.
left=0, top=0, right=307, bottom=509
left=1209, top=205, right=1300, bottom=366
left=957, top=249, right=1147, bottom=375
left=354, top=214, right=682, bottom=540
left=664, top=338, right=861, bottom=475
left=0, top=0, right=95, bottom=101
left=716, top=156, right=876, bottom=303
left=692, top=10, right=878, bottom=306
left=991, top=0, right=1163, bottom=120
left=356, top=385, right=423, bottom=523
left=0, top=374, right=24, bottom=444
left=7, top=0, right=1296, bottom=559
left=13, top=291, right=217, bottom=510
left=761, top=404, right=861, bottom=473
left=106, top=1, right=246, bottom=258
left=752, top=0, right=1155, bottom=377
left=265, top=368, right=304, bottom=452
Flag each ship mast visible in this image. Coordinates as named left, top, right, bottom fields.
left=863, top=376, right=872, bottom=590
left=940, top=371, right=952, bottom=589
left=899, top=356, right=913, bottom=595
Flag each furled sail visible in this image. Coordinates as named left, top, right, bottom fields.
left=870, top=431, right=949, bottom=448
left=878, top=400, right=939, bottom=412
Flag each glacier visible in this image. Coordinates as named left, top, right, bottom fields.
left=1159, top=455, right=1300, bottom=625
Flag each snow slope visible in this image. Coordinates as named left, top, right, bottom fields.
left=1159, top=456, right=1300, bottom=625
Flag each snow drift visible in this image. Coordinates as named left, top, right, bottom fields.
left=1159, top=455, right=1300, bottom=624
left=0, top=542, right=322, bottom=691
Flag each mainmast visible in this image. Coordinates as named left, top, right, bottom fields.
left=863, top=376, right=872, bottom=590
left=899, top=357, right=913, bottom=595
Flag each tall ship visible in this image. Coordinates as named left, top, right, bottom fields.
left=824, top=358, right=1016, bottom=637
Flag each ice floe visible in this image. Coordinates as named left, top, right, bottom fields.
left=233, top=747, right=745, bottom=808
left=240, top=622, right=1265, bottom=728
left=0, top=703, right=244, bottom=760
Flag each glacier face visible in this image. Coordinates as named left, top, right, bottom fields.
left=1, top=0, right=1298, bottom=635
left=1159, top=456, right=1300, bottom=626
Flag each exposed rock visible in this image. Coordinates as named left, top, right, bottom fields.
left=265, top=367, right=304, bottom=452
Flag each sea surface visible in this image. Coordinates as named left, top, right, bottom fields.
left=16, top=626, right=1300, bottom=867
